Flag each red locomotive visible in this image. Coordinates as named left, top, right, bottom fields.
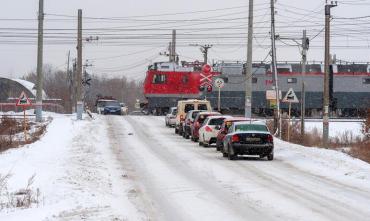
left=143, top=61, right=218, bottom=114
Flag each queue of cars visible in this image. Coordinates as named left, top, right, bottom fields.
left=165, top=99, right=274, bottom=161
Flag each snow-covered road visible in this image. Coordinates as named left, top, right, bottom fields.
left=108, top=115, right=370, bottom=221
left=1, top=114, right=369, bottom=221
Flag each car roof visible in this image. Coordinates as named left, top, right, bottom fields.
left=206, top=115, right=232, bottom=120
left=197, top=111, right=220, bottom=115
left=223, top=117, right=248, bottom=122
left=233, top=120, right=266, bottom=126
left=178, top=99, right=210, bottom=104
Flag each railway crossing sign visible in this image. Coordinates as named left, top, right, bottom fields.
left=282, top=88, right=299, bottom=103
left=200, top=64, right=213, bottom=87
left=214, top=78, right=225, bottom=89
left=16, top=91, right=32, bottom=107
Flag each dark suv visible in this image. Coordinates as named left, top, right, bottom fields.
left=182, top=110, right=205, bottom=139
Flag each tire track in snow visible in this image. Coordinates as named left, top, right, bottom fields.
left=107, top=116, right=273, bottom=221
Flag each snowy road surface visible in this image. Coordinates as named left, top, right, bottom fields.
left=0, top=114, right=369, bottom=221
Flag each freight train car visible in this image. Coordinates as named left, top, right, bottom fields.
left=208, top=62, right=370, bottom=117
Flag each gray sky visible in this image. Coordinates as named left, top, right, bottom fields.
left=1, top=0, right=370, bottom=80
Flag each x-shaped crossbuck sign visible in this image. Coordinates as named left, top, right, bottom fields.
left=200, top=73, right=212, bottom=82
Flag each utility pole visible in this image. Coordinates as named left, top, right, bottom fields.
left=270, top=0, right=281, bottom=138
left=66, top=51, right=72, bottom=114
left=35, top=0, right=44, bottom=122
left=190, top=44, right=213, bottom=64
left=323, top=1, right=337, bottom=147
left=301, top=30, right=308, bottom=138
left=72, top=59, right=77, bottom=113
left=245, top=0, right=253, bottom=119
left=171, top=29, right=176, bottom=63
left=76, top=9, right=83, bottom=120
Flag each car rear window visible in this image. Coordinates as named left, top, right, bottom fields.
left=198, top=104, right=208, bottom=110
left=235, top=124, right=268, bottom=132
left=192, top=111, right=200, bottom=118
left=184, top=104, right=195, bottom=112
left=209, top=118, right=225, bottom=125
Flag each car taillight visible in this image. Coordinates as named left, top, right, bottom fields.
left=232, top=134, right=240, bottom=143
left=205, top=126, right=212, bottom=132
left=267, top=134, right=273, bottom=143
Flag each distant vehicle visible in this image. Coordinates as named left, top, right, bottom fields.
left=129, top=111, right=146, bottom=116
left=222, top=121, right=274, bottom=161
left=165, top=107, right=177, bottom=127
left=215, top=117, right=248, bottom=151
left=190, top=111, right=220, bottom=142
left=96, top=99, right=123, bottom=115
left=120, top=103, right=129, bottom=115
left=198, top=115, right=232, bottom=147
left=175, top=99, right=212, bottom=135
left=182, top=110, right=206, bottom=139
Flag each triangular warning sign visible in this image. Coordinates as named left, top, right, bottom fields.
left=16, top=91, right=32, bottom=107
left=282, top=88, right=299, bottom=103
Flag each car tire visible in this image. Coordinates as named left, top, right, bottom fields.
left=216, top=145, right=220, bottom=151
left=175, top=128, right=178, bottom=134
left=228, top=145, right=236, bottom=161
left=267, top=153, right=274, bottom=161
left=199, top=141, right=203, bottom=146
left=222, top=152, right=228, bottom=157
left=185, top=132, right=190, bottom=139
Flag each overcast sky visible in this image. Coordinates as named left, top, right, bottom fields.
left=1, top=0, right=370, bottom=80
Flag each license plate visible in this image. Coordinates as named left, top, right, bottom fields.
left=246, top=137, right=261, bottom=142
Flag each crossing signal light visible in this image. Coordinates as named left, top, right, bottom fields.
left=207, top=85, right=212, bottom=92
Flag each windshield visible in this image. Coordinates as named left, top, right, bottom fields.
left=234, top=124, right=268, bottom=132
left=98, top=100, right=120, bottom=107
left=209, top=118, right=225, bottom=126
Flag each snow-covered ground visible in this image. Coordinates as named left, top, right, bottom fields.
left=0, top=114, right=369, bottom=220
left=304, top=119, right=364, bottom=138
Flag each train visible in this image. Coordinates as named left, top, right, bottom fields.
left=143, top=61, right=370, bottom=117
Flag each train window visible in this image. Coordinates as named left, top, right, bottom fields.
left=182, top=76, right=189, bottom=83
left=185, top=104, right=195, bottom=112
left=198, top=104, right=208, bottom=110
left=252, top=78, right=257, bottom=83
left=287, top=78, right=297, bottom=83
left=152, top=74, right=166, bottom=84
left=363, top=78, right=370, bottom=84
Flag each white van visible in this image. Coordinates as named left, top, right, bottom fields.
left=175, top=99, right=212, bottom=134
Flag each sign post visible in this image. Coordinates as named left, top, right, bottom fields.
left=214, top=78, right=225, bottom=112
left=282, top=88, right=299, bottom=142
left=16, top=91, right=32, bottom=142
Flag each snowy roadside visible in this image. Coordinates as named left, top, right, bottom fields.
left=0, top=113, right=145, bottom=221
left=275, top=138, right=370, bottom=190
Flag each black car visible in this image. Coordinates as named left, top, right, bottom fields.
left=222, top=121, right=274, bottom=161
left=102, top=101, right=122, bottom=115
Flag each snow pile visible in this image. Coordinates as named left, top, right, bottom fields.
left=0, top=113, right=145, bottom=220
left=275, top=138, right=370, bottom=189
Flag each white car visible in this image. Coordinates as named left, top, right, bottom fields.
left=165, top=107, right=177, bottom=127
left=198, top=115, right=232, bottom=147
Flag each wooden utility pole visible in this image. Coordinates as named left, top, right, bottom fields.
left=35, top=0, right=44, bottom=122
left=323, top=1, right=337, bottom=147
left=270, top=0, right=281, bottom=138
left=301, top=30, right=308, bottom=138
left=76, top=9, right=83, bottom=120
left=245, top=0, right=253, bottom=119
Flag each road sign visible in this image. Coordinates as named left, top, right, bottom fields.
left=214, top=78, right=225, bottom=88
left=266, top=90, right=282, bottom=100
left=16, top=91, right=32, bottom=107
left=282, top=88, right=299, bottom=103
